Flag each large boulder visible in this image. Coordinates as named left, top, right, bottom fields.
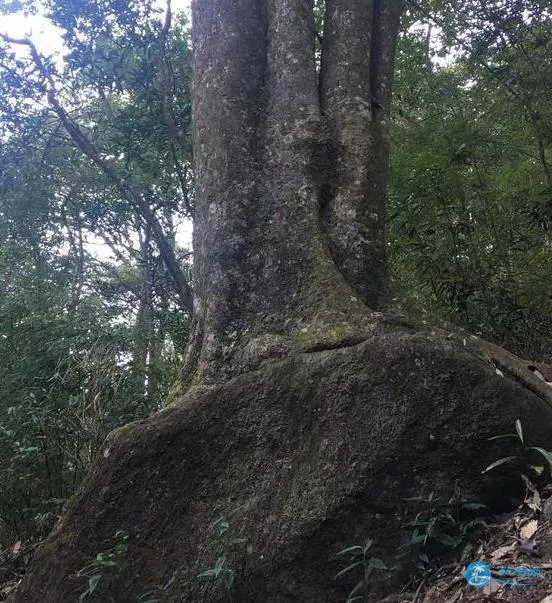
left=11, top=329, right=552, bottom=602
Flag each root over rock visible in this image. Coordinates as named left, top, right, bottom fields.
left=10, top=330, right=552, bottom=602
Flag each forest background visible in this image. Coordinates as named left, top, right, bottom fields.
left=0, top=0, right=550, bottom=551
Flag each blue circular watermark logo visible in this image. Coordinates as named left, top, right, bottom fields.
left=464, top=561, right=491, bottom=588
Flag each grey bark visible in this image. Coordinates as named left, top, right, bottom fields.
left=133, top=224, right=155, bottom=400
left=320, top=0, right=403, bottom=308
left=186, top=0, right=404, bottom=384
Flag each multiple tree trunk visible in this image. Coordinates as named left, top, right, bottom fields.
left=185, top=0, right=404, bottom=383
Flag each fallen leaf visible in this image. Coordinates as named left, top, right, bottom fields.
left=12, top=540, right=21, bottom=555
left=538, top=595, right=552, bottom=603
left=490, top=544, right=516, bottom=561
left=522, top=474, right=541, bottom=511
left=520, top=519, right=539, bottom=541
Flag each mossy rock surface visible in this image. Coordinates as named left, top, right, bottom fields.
left=11, top=329, right=552, bottom=602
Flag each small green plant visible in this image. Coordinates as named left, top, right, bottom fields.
left=401, top=489, right=489, bottom=569
left=198, top=554, right=236, bottom=592
left=197, top=515, right=250, bottom=598
left=77, top=530, right=129, bottom=601
left=335, top=538, right=388, bottom=602
left=482, top=419, right=552, bottom=477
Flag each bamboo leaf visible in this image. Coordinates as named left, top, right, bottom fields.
left=335, top=561, right=362, bottom=579
left=481, top=456, right=518, bottom=473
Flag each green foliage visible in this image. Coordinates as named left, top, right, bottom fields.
left=483, top=419, right=552, bottom=477
left=0, top=0, right=193, bottom=544
left=76, top=530, right=129, bottom=602
left=197, top=556, right=236, bottom=594
left=335, top=538, right=388, bottom=602
left=390, top=1, right=552, bottom=361
left=0, top=162, right=187, bottom=536
left=401, top=490, right=490, bottom=569
left=197, top=515, right=251, bottom=598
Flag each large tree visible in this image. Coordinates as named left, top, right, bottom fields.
left=11, top=2, right=552, bottom=602
left=184, top=0, right=404, bottom=383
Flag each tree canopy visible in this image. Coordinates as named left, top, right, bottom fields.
left=390, top=0, right=552, bottom=360
left=0, top=0, right=193, bottom=540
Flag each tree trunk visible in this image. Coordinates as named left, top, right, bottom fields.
left=185, top=0, right=404, bottom=384
left=133, top=223, right=155, bottom=401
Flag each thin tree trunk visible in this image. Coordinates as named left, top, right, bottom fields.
left=133, top=224, right=155, bottom=399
